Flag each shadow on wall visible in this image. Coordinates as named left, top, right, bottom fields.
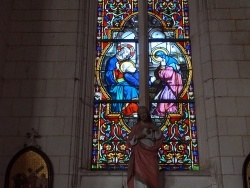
left=1, top=0, right=62, bottom=187
left=243, top=153, right=250, bottom=188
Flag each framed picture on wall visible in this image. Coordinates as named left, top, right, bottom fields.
left=4, top=146, right=53, bottom=188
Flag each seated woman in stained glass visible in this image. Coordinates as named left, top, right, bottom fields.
left=105, top=46, right=139, bottom=116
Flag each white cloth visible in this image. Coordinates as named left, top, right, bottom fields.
left=134, top=179, right=148, bottom=188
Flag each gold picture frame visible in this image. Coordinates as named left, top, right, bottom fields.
left=4, top=146, right=53, bottom=188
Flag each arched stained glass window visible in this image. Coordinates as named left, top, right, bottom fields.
left=91, top=0, right=199, bottom=171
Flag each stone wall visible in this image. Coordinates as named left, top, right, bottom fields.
left=0, top=0, right=14, bottom=184
left=0, top=0, right=250, bottom=187
left=203, top=0, right=250, bottom=187
left=0, top=0, right=13, bottom=95
left=0, top=0, right=84, bottom=187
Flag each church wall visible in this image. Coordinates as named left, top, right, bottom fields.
left=0, top=0, right=84, bottom=187
left=0, top=0, right=14, bottom=184
left=0, top=0, right=250, bottom=188
left=204, top=0, right=250, bottom=187
left=0, top=0, right=13, bottom=98
left=189, top=0, right=250, bottom=187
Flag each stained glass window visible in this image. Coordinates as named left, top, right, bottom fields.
left=91, top=0, right=199, bottom=171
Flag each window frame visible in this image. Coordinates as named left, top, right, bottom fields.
left=81, top=0, right=210, bottom=176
